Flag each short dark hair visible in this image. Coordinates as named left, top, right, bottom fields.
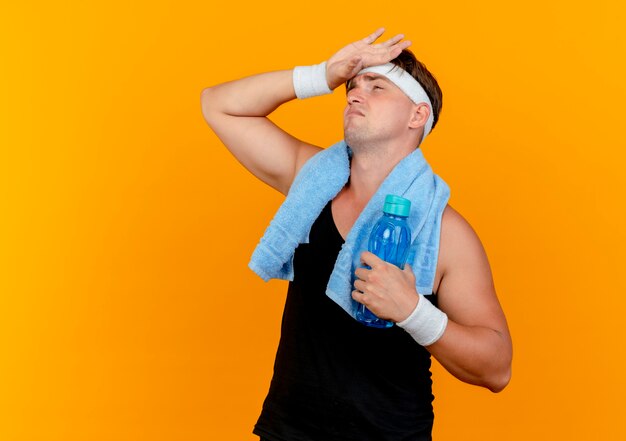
left=346, top=50, right=443, bottom=131
left=391, top=50, right=443, bottom=130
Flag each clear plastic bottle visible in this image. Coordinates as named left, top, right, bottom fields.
left=356, top=195, right=412, bottom=328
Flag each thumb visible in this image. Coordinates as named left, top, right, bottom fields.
left=403, top=263, right=417, bottom=286
left=347, top=56, right=363, bottom=74
left=403, top=263, right=416, bottom=277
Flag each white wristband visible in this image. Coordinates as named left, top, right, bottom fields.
left=293, top=62, right=333, bottom=99
left=396, top=294, right=448, bottom=346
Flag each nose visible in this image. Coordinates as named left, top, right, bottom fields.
left=347, top=88, right=363, bottom=105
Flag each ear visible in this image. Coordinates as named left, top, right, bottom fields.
left=408, top=103, right=430, bottom=129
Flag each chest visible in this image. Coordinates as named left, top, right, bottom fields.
left=330, top=191, right=365, bottom=242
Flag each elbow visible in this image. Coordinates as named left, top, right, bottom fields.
left=200, top=86, right=213, bottom=102
left=200, top=87, right=217, bottom=124
left=486, top=366, right=512, bottom=393
left=486, top=330, right=513, bottom=393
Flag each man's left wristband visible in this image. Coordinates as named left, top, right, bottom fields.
left=396, top=294, right=448, bottom=346
left=293, top=62, right=333, bottom=99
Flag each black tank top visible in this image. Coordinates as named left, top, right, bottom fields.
left=254, top=200, right=435, bottom=441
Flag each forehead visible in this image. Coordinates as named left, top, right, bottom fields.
left=350, top=72, right=394, bottom=86
left=359, top=72, right=392, bottom=81
left=346, top=72, right=399, bottom=93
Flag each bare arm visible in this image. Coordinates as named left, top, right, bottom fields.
left=201, top=70, right=321, bottom=196
left=353, top=206, right=512, bottom=392
left=425, top=206, right=512, bottom=392
left=200, top=28, right=411, bottom=195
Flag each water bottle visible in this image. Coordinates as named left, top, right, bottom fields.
left=356, top=194, right=412, bottom=328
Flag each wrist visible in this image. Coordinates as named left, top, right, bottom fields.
left=292, top=62, right=333, bottom=99
left=397, top=292, right=419, bottom=323
left=396, top=294, right=448, bottom=346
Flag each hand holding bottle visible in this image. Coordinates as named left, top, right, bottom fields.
left=353, top=251, right=420, bottom=324
left=354, top=194, right=415, bottom=328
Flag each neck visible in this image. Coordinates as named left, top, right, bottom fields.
left=345, top=139, right=419, bottom=205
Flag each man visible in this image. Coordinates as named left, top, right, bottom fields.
left=201, top=27, right=512, bottom=441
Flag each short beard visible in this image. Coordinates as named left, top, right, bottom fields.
left=344, top=127, right=389, bottom=158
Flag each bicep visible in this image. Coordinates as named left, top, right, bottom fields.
left=203, top=111, right=321, bottom=196
left=436, top=208, right=509, bottom=334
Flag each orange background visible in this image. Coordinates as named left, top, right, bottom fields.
left=1, top=1, right=625, bottom=440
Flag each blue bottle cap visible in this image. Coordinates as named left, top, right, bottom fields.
left=383, top=194, right=411, bottom=217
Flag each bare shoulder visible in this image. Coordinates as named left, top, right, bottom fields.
left=441, top=204, right=480, bottom=244
left=439, top=204, right=491, bottom=278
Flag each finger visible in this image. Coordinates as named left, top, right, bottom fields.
left=360, top=250, right=384, bottom=268
left=397, top=39, right=412, bottom=51
left=380, top=33, right=405, bottom=47
left=354, top=266, right=370, bottom=280
left=382, top=39, right=412, bottom=56
left=364, top=40, right=412, bottom=67
left=389, top=40, right=411, bottom=59
left=352, top=289, right=367, bottom=304
left=366, top=45, right=409, bottom=67
left=386, top=40, right=412, bottom=58
left=354, top=279, right=365, bottom=292
left=362, top=27, right=385, bottom=45
left=404, top=264, right=418, bottom=287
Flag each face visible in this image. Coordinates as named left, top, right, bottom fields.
left=343, top=73, right=416, bottom=151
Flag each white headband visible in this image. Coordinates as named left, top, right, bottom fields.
left=357, top=63, right=434, bottom=143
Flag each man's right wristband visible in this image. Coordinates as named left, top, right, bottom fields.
left=293, top=62, right=333, bottom=99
